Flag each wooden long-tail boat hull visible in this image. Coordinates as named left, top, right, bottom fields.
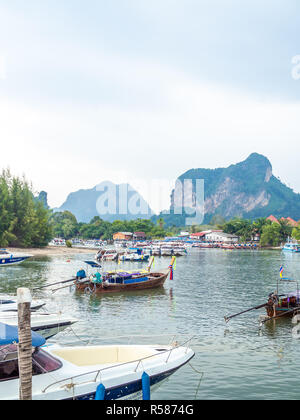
left=266, top=294, right=300, bottom=318
left=75, top=271, right=169, bottom=294
left=266, top=306, right=300, bottom=318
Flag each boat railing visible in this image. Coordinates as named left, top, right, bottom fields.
left=41, top=336, right=195, bottom=394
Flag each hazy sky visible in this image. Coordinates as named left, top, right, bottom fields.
left=0, top=0, right=300, bottom=213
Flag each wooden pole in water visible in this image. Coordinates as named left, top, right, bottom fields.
left=17, top=288, right=32, bottom=401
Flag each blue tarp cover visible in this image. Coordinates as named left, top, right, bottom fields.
left=0, top=323, right=46, bottom=347
left=124, top=277, right=148, bottom=285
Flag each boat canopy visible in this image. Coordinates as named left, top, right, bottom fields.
left=84, top=261, right=101, bottom=268
left=287, top=291, right=300, bottom=298
left=0, top=323, right=46, bottom=347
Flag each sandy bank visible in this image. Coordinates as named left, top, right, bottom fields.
left=8, top=246, right=96, bottom=257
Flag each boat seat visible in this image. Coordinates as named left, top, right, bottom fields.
left=51, top=346, right=157, bottom=367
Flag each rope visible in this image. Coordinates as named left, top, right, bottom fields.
left=68, top=326, right=92, bottom=346
left=188, top=363, right=204, bottom=400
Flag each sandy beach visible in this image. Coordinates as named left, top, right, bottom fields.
left=8, top=246, right=96, bottom=257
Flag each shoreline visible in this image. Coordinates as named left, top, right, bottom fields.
left=9, top=246, right=96, bottom=257
left=7, top=245, right=282, bottom=257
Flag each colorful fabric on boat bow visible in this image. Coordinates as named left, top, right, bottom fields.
left=169, top=256, right=177, bottom=280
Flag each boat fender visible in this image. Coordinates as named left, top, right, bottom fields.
left=95, top=383, right=106, bottom=400
left=142, top=372, right=150, bottom=400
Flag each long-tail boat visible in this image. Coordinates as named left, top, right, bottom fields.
left=265, top=291, right=300, bottom=318
left=74, top=256, right=176, bottom=294
left=224, top=270, right=300, bottom=326
left=263, top=269, right=300, bottom=319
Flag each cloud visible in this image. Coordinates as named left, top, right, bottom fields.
left=1, top=1, right=300, bottom=212
left=0, top=56, right=6, bottom=80
left=0, top=50, right=300, bottom=212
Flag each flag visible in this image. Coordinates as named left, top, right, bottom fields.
left=279, top=266, right=284, bottom=278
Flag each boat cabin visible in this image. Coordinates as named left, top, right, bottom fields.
left=0, top=345, right=62, bottom=382
left=0, top=323, right=61, bottom=383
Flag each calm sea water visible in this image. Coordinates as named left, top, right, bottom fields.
left=1, top=248, right=300, bottom=400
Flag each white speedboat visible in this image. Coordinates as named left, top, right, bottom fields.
left=0, top=250, right=32, bottom=267
left=119, top=253, right=150, bottom=262
left=0, top=312, right=77, bottom=340
left=0, top=325, right=195, bottom=400
left=161, top=245, right=187, bottom=257
left=0, top=295, right=45, bottom=312
left=96, top=250, right=118, bottom=262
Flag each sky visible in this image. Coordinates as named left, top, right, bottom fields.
left=0, top=0, right=300, bottom=213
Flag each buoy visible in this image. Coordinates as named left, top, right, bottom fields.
left=142, top=372, right=150, bottom=400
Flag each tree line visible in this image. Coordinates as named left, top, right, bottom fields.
left=49, top=212, right=170, bottom=240
left=0, top=169, right=173, bottom=248
left=221, top=217, right=300, bottom=246
left=1, top=169, right=300, bottom=248
left=0, top=170, right=52, bottom=248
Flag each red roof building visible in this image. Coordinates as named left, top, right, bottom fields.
left=267, top=215, right=279, bottom=223
left=267, top=215, right=298, bottom=227
left=285, top=217, right=298, bottom=227
left=190, top=232, right=206, bottom=238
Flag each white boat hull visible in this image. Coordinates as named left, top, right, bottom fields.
left=0, top=312, right=77, bottom=340
left=0, top=295, right=45, bottom=312
left=0, top=344, right=194, bottom=400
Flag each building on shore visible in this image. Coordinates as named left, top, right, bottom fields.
left=267, top=215, right=279, bottom=223
left=204, top=231, right=239, bottom=243
left=133, top=231, right=146, bottom=241
left=267, top=215, right=299, bottom=227
left=190, top=230, right=239, bottom=243
left=190, top=232, right=208, bottom=241
left=113, top=232, right=133, bottom=241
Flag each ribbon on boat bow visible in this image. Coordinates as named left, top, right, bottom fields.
left=169, top=256, right=177, bottom=280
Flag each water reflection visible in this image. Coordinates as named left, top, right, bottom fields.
left=1, top=249, right=300, bottom=399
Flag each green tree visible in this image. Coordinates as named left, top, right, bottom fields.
left=222, top=218, right=253, bottom=241
left=278, top=219, right=293, bottom=242
left=0, top=170, right=52, bottom=248
left=49, top=211, right=78, bottom=239
left=252, top=218, right=269, bottom=236
left=260, top=223, right=282, bottom=247
left=292, top=226, right=300, bottom=241
left=157, top=218, right=165, bottom=230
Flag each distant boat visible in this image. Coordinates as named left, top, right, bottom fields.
left=0, top=312, right=77, bottom=340
left=0, top=250, right=32, bottom=266
left=76, top=270, right=170, bottom=294
left=95, top=250, right=118, bottom=262
left=119, top=248, right=150, bottom=262
left=0, top=295, right=45, bottom=312
left=75, top=257, right=175, bottom=294
left=119, top=254, right=150, bottom=262
left=282, top=243, right=300, bottom=253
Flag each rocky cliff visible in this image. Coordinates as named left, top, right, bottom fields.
left=55, top=181, right=154, bottom=223
left=166, top=153, right=300, bottom=225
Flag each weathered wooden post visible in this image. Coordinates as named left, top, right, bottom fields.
left=17, top=288, right=32, bottom=400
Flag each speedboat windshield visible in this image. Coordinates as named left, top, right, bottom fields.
left=0, top=347, right=62, bottom=382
